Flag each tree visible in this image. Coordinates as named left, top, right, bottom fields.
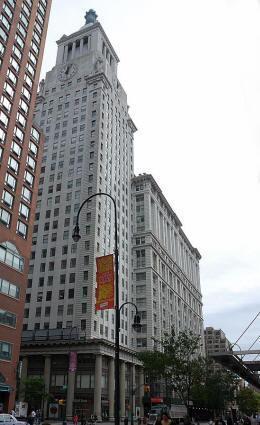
left=236, top=387, right=260, bottom=416
left=191, top=364, right=238, bottom=413
left=21, top=377, right=49, bottom=409
left=138, top=329, right=205, bottom=416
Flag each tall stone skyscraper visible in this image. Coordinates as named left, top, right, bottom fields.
left=21, top=10, right=142, bottom=421
left=132, top=174, right=204, bottom=351
left=0, top=0, right=52, bottom=411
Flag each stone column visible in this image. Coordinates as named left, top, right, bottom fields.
left=94, top=355, right=102, bottom=421
left=139, top=369, right=144, bottom=417
left=120, top=362, right=126, bottom=419
left=63, top=44, right=68, bottom=62
left=66, top=369, right=76, bottom=420
left=43, top=356, right=51, bottom=419
left=80, top=38, right=84, bottom=56
left=108, top=358, right=115, bottom=421
left=72, top=42, right=76, bottom=59
left=131, top=364, right=136, bottom=421
left=19, top=357, right=28, bottom=401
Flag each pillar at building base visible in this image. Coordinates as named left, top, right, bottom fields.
left=120, top=362, right=126, bottom=419
left=108, top=357, right=115, bottom=421
left=139, top=369, right=144, bottom=418
left=43, top=356, right=51, bottom=420
left=66, top=369, right=76, bottom=420
left=94, top=355, right=102, bottom=421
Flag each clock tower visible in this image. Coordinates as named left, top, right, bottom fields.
left=23, top=10, right=137, bottom=421
left=53, top=8, right=119, bottom=85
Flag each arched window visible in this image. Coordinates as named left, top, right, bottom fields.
left=0, top=241, right=24, bottom=271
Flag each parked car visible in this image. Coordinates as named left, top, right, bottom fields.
left=0, top=414, right=27, bottom=425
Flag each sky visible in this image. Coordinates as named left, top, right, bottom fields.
left=41, top=0, right=260, bottom=350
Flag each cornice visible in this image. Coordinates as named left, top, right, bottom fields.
left=85, top=72, right=112, bottom=90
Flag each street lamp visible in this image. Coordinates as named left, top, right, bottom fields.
left=72, top=192, right=141, bottom=425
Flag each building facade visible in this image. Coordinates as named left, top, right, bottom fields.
left=0, top=0, right=52, bottom=411
left=204, top=327, right=231, bottom=356
left=132, top=174, right=204, bottom=352
left=20, top=10, right=141, bottom=420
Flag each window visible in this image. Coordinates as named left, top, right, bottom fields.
left=27, top=155, right=36, bottom=171
left=21, top=186, right=32, bottom=203
left=57, top=305, right=64, bottom=316
left=2, top=190, right=14, bottom=209
left=14, top=126, right=24, bottom=142
left=60, top=275, right=66, bottom=285
left=1, top=95, right=12, bottom=112
left=46, top=291, right=52, bottom=301
left=136, top=249, right=146, bottom=267
left=0, top=128, right=6, bottom=144
left=68, top=289, right=74, bottom=299
left=19, top=99, right=28, bottom=115
left=0, top=309, right=16, bottom=328
left=0, top=241, right=24, bottom=271
left=19, top=203, right=30, bottom=220
left=69, top=273, right=75, bottom=283
left=0, top=110, right=9, bottom=127
left=67, top=304, right=73, bottom=315
left=0, top=341, right=12, bottom=360
left=24, top=170, right=34, bottom=186
left=17, top=220, right=28, bottom=238
left=82, top=287, right=87, bottom=298
left=11, top=141, right=22, bottom=158
left=0, top=208, right=11, bottom=227
left=0, top=278, right=20, bottom=299
left=70, top=258, right=76, bottom=268
left=16, top=112, right=26, bottom=127
left=8, top=156, right=19, bottom=174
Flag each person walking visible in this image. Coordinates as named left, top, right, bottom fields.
left=161, top=414, right=171, bottom=425
left=74, top=414, right=79, bottom=425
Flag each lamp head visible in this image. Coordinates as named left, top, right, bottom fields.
left=72, top=224, right=81, bottom=242
left=132, top=313, right=142, bottom=332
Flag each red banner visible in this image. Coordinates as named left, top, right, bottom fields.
left=95, top=254, right=115, bottom=311
left=69, top=351, right=77, bottom=372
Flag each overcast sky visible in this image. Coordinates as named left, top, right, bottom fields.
left=41, top=0, right=260, bottom=350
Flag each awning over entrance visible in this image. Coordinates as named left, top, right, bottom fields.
left=0, top=383, right=13, bottom=393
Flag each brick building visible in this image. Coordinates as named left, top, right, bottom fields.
left=0, top=0, right=52, bottom=411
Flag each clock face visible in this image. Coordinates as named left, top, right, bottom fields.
left=57, top=63, right=78, bottom=81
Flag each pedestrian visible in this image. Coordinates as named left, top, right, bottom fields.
left=11, top=409, right=16, bottom=417
left=31, top=409, right=36, bottom=424
left=74, top=414, right=79, bottom=425
left=161, top=414, right=171, bottom=425
left=124, top=417, right=129, bottom=425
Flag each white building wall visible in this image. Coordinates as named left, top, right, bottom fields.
left=132, top=174, right=204, bottom=352
left=23, top=17, right=136, bottom=348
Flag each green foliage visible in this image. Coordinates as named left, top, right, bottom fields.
left=21, top=377, right=48, bottom=407
left=138, top=329, right=205, bottom=411
left=191, top=363, right=238, bottom=412
left=236, top=387, right=260, bottom=416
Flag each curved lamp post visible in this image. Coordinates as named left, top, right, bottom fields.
left=72, top=193, right=141, bottom=425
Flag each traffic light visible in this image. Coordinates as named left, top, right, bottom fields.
left=59, top=399, right=66, bottom=405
